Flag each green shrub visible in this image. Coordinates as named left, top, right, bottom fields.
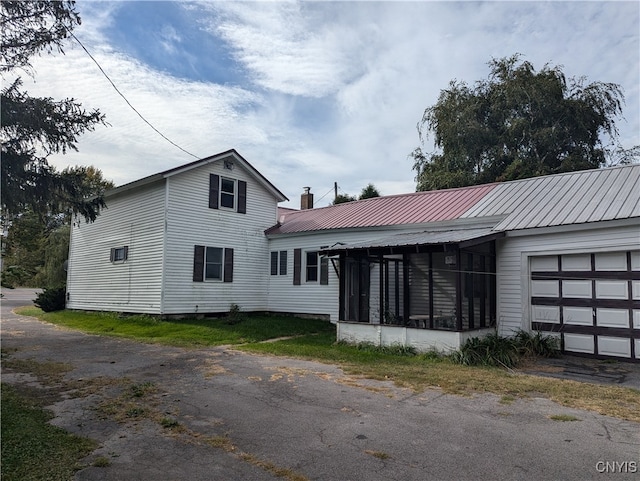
left=450, top=333, right=520, bottom=368
left=514, top=330, right=560, bottom=358
left=225, top=303, right=245, bottom=325
left=451, top=331, right=560, bottom=368
left=34, top=287, right=66, bottom=312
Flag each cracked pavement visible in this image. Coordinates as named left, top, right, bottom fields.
left=2, top=288, right=639, bottom=480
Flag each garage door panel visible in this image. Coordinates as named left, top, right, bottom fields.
left=595, top=280, right=628, bottom=299
left=531, top=280, right=559, bottom=297
left=561, top=254, right=590, bottom=271
left=632, top=281, right=640, bottom=300
left=532, top=305, right=559, bottom=323
left=597, top=336, right=631, bottom=358
left=633, top=310, right=640, bottom=329
left=595, top=252, right=627, bottom=271
left=562, top=280, right=592, bottom=298
left=563, top=306, right=592, bottom=326
left=564, top=334, right=594, bottom=354
left=531, top=256, right=558, bottom=271
left=595, top=308, right=629, bottom=328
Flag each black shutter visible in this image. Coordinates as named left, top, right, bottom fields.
left=320, top=256, right=329, bottom=285
left=293, top=248, right=301, bottom=285
left=224, top=248, right=234, bottom=283
left=193, top=245, right=205, bottom=282
left=270, top=251, right=278, bottom=275
left=110, top=248, right=115, bottom=262
left=123, top=246, right=129, bottom=261
left=237, top=180, right=247, bottom=214
left=209, top=174, right=219, bottom=209
left=279, top=250, right=287, bottom=275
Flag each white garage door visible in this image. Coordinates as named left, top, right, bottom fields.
left=530, top=250, right=640, bottom=360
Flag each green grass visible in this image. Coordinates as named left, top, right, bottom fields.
left=1, top=383, right=97, bottom=481
left=15, top=307, right=334, bottom=347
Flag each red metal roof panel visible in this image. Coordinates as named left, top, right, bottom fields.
left=268, top=183, right=498, bottom=235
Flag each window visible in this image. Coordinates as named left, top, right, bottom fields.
left=110, top=246, right=128, bottom=263
left=205, top=247, right=223, bottom=280
left=220, top=177, right=235, bottom=209
left=293, top=248, right=328, bottom=285
left=193, top=245, right=234, bottom=282
left=306, top=251, right=318, bottom=282
left=270, top=251, right=288, bottom=276
left=209, top=174, right=247, bottom=213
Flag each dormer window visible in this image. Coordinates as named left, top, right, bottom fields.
left=209, top=173, right=247, bottom=214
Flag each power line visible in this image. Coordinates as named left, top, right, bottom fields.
left=66, top=29, right=200, bottom=159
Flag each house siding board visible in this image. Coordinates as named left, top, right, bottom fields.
left=66, top=183, right=166, bottom=313
left=496, top=222, right=640, bottom=336
left=162, top=161, right=278, bottom=314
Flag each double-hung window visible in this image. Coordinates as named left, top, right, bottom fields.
left=270, top=251, right=288, bottom=276
left=306, top=251, right=318, bottom=282
left=209, top=174, right=247, bottom=214
left=220, top=177, right=236, bottom=209
left=293, top=249, right=329, bottom=285
left=193, top=245, right=234, bottom=283
left=205, top=247, right=223, bottom=280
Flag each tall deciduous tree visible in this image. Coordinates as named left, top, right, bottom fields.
left=412, top=54, right=630, bottom=191
left=1, top=1, right=107, bottom=220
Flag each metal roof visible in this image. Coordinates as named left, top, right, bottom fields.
left=267, top=183, right=497, bottom=235
left=462, top=164, right=640, bottom=231
left=271, top=164, right=640, bottom=236
left=321, top=227, right=503, bottom=254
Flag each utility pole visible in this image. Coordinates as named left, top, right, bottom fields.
left=334, top=181, right=338, bottom=203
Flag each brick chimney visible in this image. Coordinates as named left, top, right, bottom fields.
left=301, top=187, right=314, bottom=210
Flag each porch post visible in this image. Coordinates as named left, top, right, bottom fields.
left=379, top=253, right=384, bottom=324
left=428, top=251, right=434, bottom=329
left=338, top=253, right=345, bottom=320
left=455, top=247, right=463, bottom=331
left=403, top=252, right=410, bottom=323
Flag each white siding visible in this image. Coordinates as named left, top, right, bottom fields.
left=266, top=231, right=342, bottom=320
left=66, top=183, right=166, bottom=313
left=496, top=221, right=640, bottom=335
left=267, top=228, right=421, bottom=321
left=161, top=161, right=279, bottom=314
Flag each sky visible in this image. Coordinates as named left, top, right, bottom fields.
left=15, top=0, right=640, bottom=208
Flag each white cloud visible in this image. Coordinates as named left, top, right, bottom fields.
left=17, top=1, right=638, bottom=209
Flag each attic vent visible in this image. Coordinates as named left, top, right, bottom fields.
left=224, top=159, right=234, bottom=170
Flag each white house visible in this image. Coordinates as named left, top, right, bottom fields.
left=67, top=150, right=640, bottom=361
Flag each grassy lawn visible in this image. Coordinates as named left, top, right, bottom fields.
left=1, top=383, right=97, bottom=481
left=12, top=307, right=640, bottom=423
left=15, top=306, right=334, bottom=347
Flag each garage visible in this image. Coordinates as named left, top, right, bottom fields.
left=530, top=250, right=640, bottom=360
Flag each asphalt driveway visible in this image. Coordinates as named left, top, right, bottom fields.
left=2, top=288, right=638, bottom=480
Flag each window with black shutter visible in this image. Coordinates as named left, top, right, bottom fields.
left=193, top=245, right=233, bottom=282
left=208, top=174, right=247, bottom=214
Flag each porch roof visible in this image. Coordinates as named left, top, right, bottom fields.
left=321, top=227, right=504, bottom=255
